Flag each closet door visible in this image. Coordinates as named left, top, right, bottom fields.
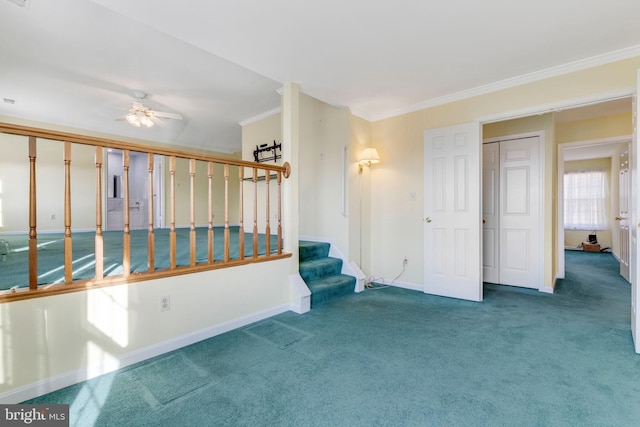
left=482, top=143, right=499, bottom=283
left=499, top=136, right=541, bottom=288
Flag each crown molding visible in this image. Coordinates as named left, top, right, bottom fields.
left=369, top=44, right=640, bottom=122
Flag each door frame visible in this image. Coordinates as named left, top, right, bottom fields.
left=556, top=135, right=632, bottom=279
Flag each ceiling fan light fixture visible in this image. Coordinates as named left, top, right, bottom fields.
left=125, top=110, right=154, bottom=128
left=140, top=115, right=154, bottom=128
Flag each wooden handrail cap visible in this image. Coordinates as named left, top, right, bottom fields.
left=283, top=162, right=291, bottom=178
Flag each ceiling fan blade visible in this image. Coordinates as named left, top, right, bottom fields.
left=153, top=111, right=183, bottom=120
left=149, top=115, right=165, bottom=127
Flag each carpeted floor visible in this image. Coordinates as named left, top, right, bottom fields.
left=25, top=250, right=640, bottom=426
left=0, top=226, right=279, bottom=290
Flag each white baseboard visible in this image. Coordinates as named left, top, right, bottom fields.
left=387, top=280, right=423, bottom=292
left=0, top=304, right=289, bottom=404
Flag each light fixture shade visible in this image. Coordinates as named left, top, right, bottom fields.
left=359, top=147, right=380, bottom=165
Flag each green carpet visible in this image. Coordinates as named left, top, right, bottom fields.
left=0, top=226, right=280, bottom=290
left=24, top=250, right=640, bottom=426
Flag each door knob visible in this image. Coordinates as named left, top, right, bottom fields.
left=425, top=217, right=432, bottom=223
left=482, top=219, right=486, bottom=224
left=615, top=216, right=626, bottom=221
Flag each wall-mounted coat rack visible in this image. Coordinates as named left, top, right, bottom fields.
left=253, top=140, right=282, bottom=163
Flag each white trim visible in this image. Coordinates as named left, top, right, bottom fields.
left=386, top=280, right=423, bottom=292
left=539, top=285, right=555, bottom=294
left=478, top=89, right=634, bottom=124
left=557, top=135, right=632, bottom=280
left=0, top=304, right=289, bottom=404
left=348, top=261, right=366, bottom=293
left=289, top=273, right=311, bottom=314
left=481, top=131, right=545, bottom=290
left=239, top=107, right=281, bottom=127
left=371, top=45, right=640, bottom=122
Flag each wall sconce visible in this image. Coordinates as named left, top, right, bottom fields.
left=358, top=147, right=380, bottom=173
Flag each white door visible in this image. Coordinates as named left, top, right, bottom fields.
left=424, top=123, right=482, bottom=302
left=632, top=71, right=639, bottom=353
left=499, top=136, right=542, bottom=288
left=482, top=142, right=499, bottom=283
left=619, top=146, right=630, bottom=282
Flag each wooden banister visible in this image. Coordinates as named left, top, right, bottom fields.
left=0, top=122, right=292, bottom=303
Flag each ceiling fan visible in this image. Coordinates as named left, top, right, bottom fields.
left=120, top=92, right=182, bottom=128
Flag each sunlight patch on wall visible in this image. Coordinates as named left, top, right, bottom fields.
left=87, top=287, right=129, bottom=348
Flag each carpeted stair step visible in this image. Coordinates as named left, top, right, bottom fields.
left=299, top=256, right=343, bottom=283
left=299, top=241, right=330, bottom=262
left=307, top=274, right=356, bottom=307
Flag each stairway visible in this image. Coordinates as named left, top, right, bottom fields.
left=299, top=241, right=356, bottom=307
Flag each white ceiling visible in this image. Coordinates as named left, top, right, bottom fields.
left=2, top=0, right=640, bottom=153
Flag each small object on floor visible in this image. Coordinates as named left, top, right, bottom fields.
left=582, top=242, right=601, bottom=253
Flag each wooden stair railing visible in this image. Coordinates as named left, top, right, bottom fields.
left=0, top=123, right=291, bottom=303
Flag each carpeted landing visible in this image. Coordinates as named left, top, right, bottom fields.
left=25, top=251, right=640, bottom=426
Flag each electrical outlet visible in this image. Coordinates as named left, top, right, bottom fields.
left=403, top=257, right=408, bottom=266
left=160, top=295, right=170, bottom=312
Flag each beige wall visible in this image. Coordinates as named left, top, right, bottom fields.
left=0, top=134, right=96, bottom=233
left=556, top=112, right=632, bottom=143
left=164, top=153, right=240, bottom=228
left=241, top=113, right=282, bottom=233
left=370, top=56, right=640, bottom=290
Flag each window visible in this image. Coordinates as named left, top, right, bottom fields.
left=564, top=169, right=608, bottom=230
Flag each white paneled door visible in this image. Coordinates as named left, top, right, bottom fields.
left=482, top=142, right=499, bottom=283
left=424, top=123, right=482, bottom=302
left=499, top=136, right=542, bottom=288
left=619, top=145, right=630, bottom=282
left=482, top=136, right=542, bottom=289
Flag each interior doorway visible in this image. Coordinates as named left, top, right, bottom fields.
left=105, top=149, right=164, bottom=231
left=555, top=97, right=633, bottom=281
